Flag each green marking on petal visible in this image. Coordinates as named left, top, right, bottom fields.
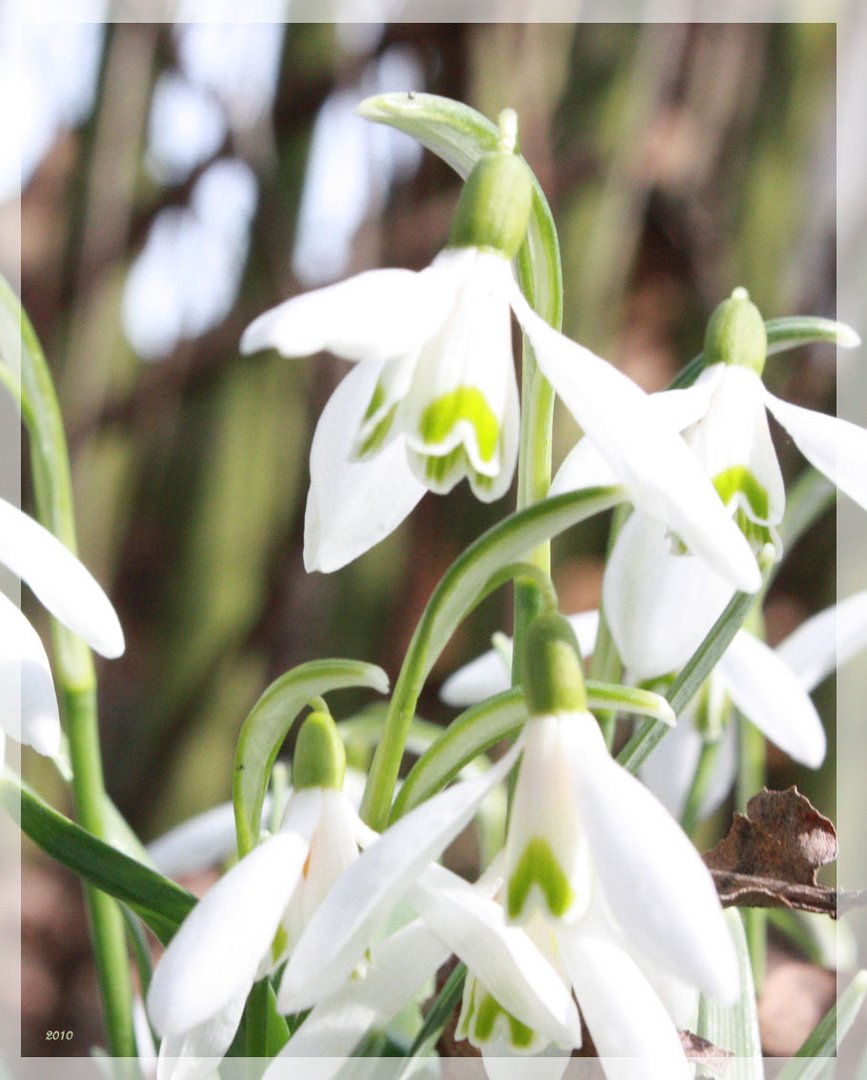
left=471, top=991, right=535, bottom=1050
left=420, top=386, right=500, bottom=463
left=362, top=381, right=386, bottom=422
left=713, top=465, right=770, bottom=522
left=357, top=403, right=398, bottom=457
left=270, top=923, right=289, bottom=965
left=507, top=836, right=574, bottom=920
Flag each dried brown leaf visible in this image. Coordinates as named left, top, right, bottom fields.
left=704, top=787, right=838, bottom=916
left=680, top=1030, right=733, bottom=1077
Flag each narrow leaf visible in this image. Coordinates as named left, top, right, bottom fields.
left=697, top=908, right=763, bottom=1080
left=2, top=775, right=193, bottom=943
left=233, top=659, right=389, bottom=856
left=776, top=970, right=867, bottom=1078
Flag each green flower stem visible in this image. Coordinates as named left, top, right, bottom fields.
left=589, top=502, right=629, bottom=747
left=680, top=738, right=722, bottom=838
left=17, top=297, right=136, bottom=1058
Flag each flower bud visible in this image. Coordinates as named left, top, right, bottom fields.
left=292, top=710, right=346, bottom=790
left=521, top=611, right=587, bottom=716
left=703, top=286, right=767, bottom=375
left=448, top=151, right=534, bottom=260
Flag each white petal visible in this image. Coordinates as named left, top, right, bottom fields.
left=147, top=789, right=322, bottom=1036
left=776, top=591, right=867, bottom=691
left=147, top=797, right=271, bottom=879
left=640, top=716, right=737, bottom=822
left=717, top=630, right=826, bottom=768
left=558, top=926, right=692, bottom=1080
left=0, top=592, right=60, bottom=757
left=550, top=376, right=720, bottom=497
left=294, top=789, right=360, bottom=929
left=411, top=863, right=581, bottom=1048
left=440, top=646, right=512, bottom=707
left=603, top=512, right=734, bottom=681
left=269, top=919, right=447, bottom=1072
left=0, top=498, right=124, bottom=658
left=567, top=610, right=601, bottom=660
left=156, top=989, right=247, bottom=1080
left=764, top=389, right=867, bottom=511
left=505, top=716, right=590, bottom=923
left=303, top=359, right=426, bottom=572
left=240, top=265, right=456, bottom=362
left=404, top=250, right=519, bottom=498
left=563, top=715, right=739, bottom=1003
left=276, top=743, right=521, bottom=1013
left=510, top=297, right=760, bottom=594
left=689, top=366, right=785, bottom=524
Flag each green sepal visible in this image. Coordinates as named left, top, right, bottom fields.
left=292, top=710, right=346, bottom=790
left=703, top=287, right=767, bottom=374
left=448, top=152, right=534, bottom=259
left=233, top=659, right=389, bottom=857
left=520, top=610, right=587, bottom=716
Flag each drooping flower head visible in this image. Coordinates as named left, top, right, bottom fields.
left=553, top=288, right=864, bottom=680
left=242, top=110, right=759, bottom=600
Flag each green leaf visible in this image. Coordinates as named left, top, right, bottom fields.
left=617, top=543, right=776, bottom=774
left=586, top=681, right=675, bottom=726
left=698, top=908, right=763, bottom=1080
left=233, top=659, right=390, bottom=856
left=776, top=970, right=867, bottom=1079
left=2, top=774, right=194, bottom=943
left=361, top=486, right=623, bottom=829
left=670, top=315, right=860, bottom=390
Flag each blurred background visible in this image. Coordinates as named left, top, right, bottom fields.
left=7, top=8, right=865, bottom=1059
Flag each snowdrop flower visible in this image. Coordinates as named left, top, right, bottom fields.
left=495, top=613, right=738, bottom=1079
left=642, top=592, right=867, bottom=821
left=268, top=740, right=582, bottom=1068
left=242, top=119, right=758, bottom=597
left=554, top=287, right=864, bottom=679
left=0, top=497, right=124, bottom=758
left=147, top=711, right=366, bottom=1079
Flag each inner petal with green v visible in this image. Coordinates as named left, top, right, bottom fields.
left=508, top=837, right=575, bottom=921
left=458, top=976, right=544, bottom=1053
left=712, top=464, right=770, bottom=523
left=419, top=386, right=500, bottom=468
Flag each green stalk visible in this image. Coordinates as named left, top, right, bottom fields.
left=738, top=715, right=768, bottom=993
left=17, top=293, right=136, bottom=1058
left=511, top=193, right=563, bottom=683
left=680, top=738, right=721, bottom=838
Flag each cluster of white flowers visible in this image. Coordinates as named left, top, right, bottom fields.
left=7, top=100, right=865, bottom=1080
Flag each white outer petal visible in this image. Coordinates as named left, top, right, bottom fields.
left=557, top=925, right=692, bottom=1080
left=411, top=863, right=581, bottom=1048
left=717, top=630, right=826, bottom=768
left=550, top=377, right=719, bottom=497
left=240, top=265, right=456, bottom=362
left=563, top=716, right=739, bottom=1003
left=481, top=1046, right=570, bottom=1080
left=268, top=919, right=448, bottom=1073
left=764, top=389, right=867, bottom=511
left=156, top=989, right=247, bottom=1080
left=510, top=295, right=760, bottom=594
left=147, top=797, right=271, bottom=879
left=147, top=789, right=322, bottom=1036
left=303, top=359, right=426, bottom=572
left=603, top=512, right=733, bottom=681
left=776, top=591, right=867, bottom=691
left=0, top=592, right=60, bottom=757
left=276, top=743, right=521, bottom=1013
left=0, top=498, right=124, bottom=658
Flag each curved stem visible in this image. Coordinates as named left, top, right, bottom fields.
left=680, top=738, right=721, bottom=838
